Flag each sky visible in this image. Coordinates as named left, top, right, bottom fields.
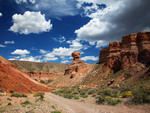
left=0, top=0, right=150, bottom=64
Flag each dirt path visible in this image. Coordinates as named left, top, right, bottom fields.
left=46, top=93, right=149, bottom=113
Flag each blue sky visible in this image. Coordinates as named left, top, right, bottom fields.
left=0, top=0, right=150, bottom=64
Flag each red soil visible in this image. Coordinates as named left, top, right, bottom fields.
left=0, top=56, right=51, bottom=93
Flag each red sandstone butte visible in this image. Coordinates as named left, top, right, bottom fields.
left=99, top=31, right=150, bottom=72
left=0, top=56, right=51, bottom=93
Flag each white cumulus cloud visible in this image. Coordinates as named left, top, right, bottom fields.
left=81, top=56, right=98, bottom=61
left=61, top=60, right=70, bottom=64
left=15, top=0, right=36, bottom=4
left=39, top=49, right=47, bottom=54
left=9, top=11, right=52, bottom=34
left=4, top=41, right=15, bottom=44
left=0, top=44, right=6, bottom=48
left=53, top=36, right=66, bottom=43
left=11, top=49, right=30, bottom=56
left=0, top=13, right=2, bottom=17
left=9, top=55, right=42, bottom=62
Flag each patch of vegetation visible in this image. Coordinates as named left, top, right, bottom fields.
left=7, top=98, right=12, bottom=101
left=0, top=90, right=4, bottom=93
left=11, top=92, right=27, bottom=98
left=9, top=90, right=14, bottom=93
left=21, top=101, right=32, bottom=105
left=107, top=99, right=122, bottom=106
left=121, top=91, right=132, bottom=98
left=48, top=79, right=53, bottom=83
left=80, top=95, right=88, bottom=98
left=96, top=95, right=105, bottom=104
left=51, top=111, right=61, bottom=113
left=40, top=80, right=45, bottom=84
left=34, top=92, right=45, bottom=101
left=7, top=103, right=12, bottom=106
left=131, top=87, right=150, bottom=104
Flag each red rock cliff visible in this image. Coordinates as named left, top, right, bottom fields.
left=99, top=31, right=150, bottom=72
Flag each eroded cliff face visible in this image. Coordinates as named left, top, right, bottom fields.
left=99, top=32, right=150, bottom=72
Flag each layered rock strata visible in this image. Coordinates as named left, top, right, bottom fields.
left=99, top=32, right=150, bottom=72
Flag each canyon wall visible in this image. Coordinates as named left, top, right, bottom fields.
left=99, top=31, right=150, bottom=72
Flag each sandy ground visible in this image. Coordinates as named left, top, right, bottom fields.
left=0, top=93, right=150, bottom=113
left=46, top=93, right=150, bottom=113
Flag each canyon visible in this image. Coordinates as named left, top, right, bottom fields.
left=0, top=31, right=150, bottom=92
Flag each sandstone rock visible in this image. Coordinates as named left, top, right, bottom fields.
left=64, top=52, right=88, bottom=78
left=98, top=31, right=150, bottom=72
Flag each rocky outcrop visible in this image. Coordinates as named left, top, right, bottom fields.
left=99, top=31, right=150, bottom=72
left=65, top=52, right=86, bottom=78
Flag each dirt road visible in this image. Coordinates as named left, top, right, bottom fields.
left=46, top=93, right=149, bottom=113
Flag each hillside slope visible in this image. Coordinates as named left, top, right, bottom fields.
left=10, top=60, right=69, bottom=73
left=0, top=56, right=51, bottom=93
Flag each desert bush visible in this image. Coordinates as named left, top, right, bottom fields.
left=118, top=84, right=132, bottom=93
left=81, top=95, right=88, bottom=98
left=121, top=91, right=132, bottom=98
left=9, top=90, right=14, bottom=93
left=51, top=111, right=61, bottom=113
left=40, top=80, right=45, bottom=84
left=21, top=101, right=32, bottom=105
left=79, top=89, right=89, bottom=95
left=92, top=94, right=97, bottom=97
left=48, top=79, right=53, bottom=83
left=7, top=98, right=12, bottom=101
left=0, top=90, right=4, bottom=93
left=87, top=89, right=97, bottom=95
left=7, top=103, right=12, bottom=106
left=34, top=92, right=45, bottom=97
left=34, top=92, right=45, bottom=101
left=107, top=99, right=121, bottom=106
left=96, top=95, right=105, bottom=104
left=11, top=92, right=27, bottom=98
left=63, top=94, right=75, bottom=99
left=132, top=88, right=150, bottom=104
left=74, top=96, right=80, bottom=99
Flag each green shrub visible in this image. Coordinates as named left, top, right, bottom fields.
left=107, top=99, right=121, bottom=106
left=7, top=103, right=12, bottom=106
left=48, top=79, right=53, bottom=83
left=63, top=94, right=74, bottom=99
left=81, top=95, right=88, bottom=98
left=121, top=91, right=132, bottom=98
left=34, top=92, right=45, bottom=101
left=132, top=88, right=150, bottom=104
left=79, top=89, right=89, bottom=95
left=40, top=80, right=45, bottom=84
left=21, top=101, right=32, bottom=105
left=34, top=92, right=45, bottom=97
left=72, top=90, right=79, bottom=95
left=9, top=90, right=14, bottom=93
left=11, top=93, right=27, bottom=98
left=92, top=94, right=96, bottom=97
left=96, top=95, right=105, bottom=104
left=88, top=89, right=97, bottom=95
left=7, top=98, right=12, bottom=101
left=51, top=111, right=61, bottom=113
left=74, top=96, right=80, bottom=100
left=0, top=90, right=4, bottom=93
